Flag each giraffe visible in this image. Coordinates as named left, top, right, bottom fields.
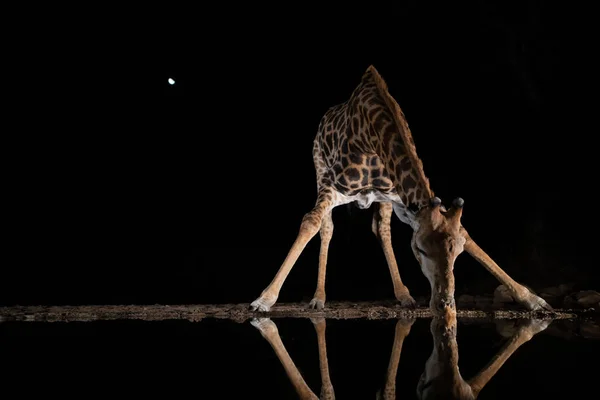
left=251, top=315, right=551, bottom=400
left=250, top=65, right=551, bottom=316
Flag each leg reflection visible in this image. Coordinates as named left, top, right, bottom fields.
left=467, top=318, right=551, bottom=397
left=310, top=317, right=335, bottom=399
left=377, top=318, right=416, bottom=400
left=251, top=318, right=319, bottom=400
left=251, top=317, right=336, bottom=399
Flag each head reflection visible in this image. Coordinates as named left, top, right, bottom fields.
left=251, top=316, right=551, bottom=399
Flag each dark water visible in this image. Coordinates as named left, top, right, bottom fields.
left=1, top=317, right=598, bottom=399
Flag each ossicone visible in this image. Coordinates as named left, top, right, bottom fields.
left=446, top=197, right=464, bottom=223
left=452, top=197, right=464, bottom=208
left=430, top=197, right=442, bottom=207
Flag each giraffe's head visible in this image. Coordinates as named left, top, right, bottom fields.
left=412, top=197, right=466, bottom=317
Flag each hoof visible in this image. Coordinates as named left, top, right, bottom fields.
left=397, top=293, right=417, bottom=308
left=518, top=318, right=552, bottom=340
left=396, top=318, right=417, bottom=335
left=250, top=296, right=276, bottom=312
left=250, top=317, right=278, bottom=336
left=521, top=291, right=554, bottom=312
left=309, top=298, right=325, bottom=310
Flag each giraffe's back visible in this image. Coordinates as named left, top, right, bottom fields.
left=312, top=66, right=433, bottom=208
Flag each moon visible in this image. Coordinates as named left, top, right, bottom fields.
left=168, top=78, right=175, bottom=85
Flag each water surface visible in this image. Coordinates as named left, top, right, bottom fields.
left=1, top=317, right=598, bottom=399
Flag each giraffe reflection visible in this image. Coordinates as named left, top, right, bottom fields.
left=417, top=316, right=550, bottom=399
left=251, top=316, right=551, bottom=399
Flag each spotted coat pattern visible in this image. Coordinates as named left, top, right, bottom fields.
left=312, top=65, right=434, bottom=212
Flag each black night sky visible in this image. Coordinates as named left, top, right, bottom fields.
left=4, top=2, right=598, bottom=306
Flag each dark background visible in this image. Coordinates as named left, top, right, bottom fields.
left=3, top=2, right=598, bottom=306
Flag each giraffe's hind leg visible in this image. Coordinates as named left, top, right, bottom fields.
left=372, top=203, right=416, bottom=308
left=250, top=188, right=340, bottom=312
left=309, top=211, right=333, bottom=310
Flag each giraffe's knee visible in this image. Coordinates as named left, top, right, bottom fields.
left=301, top=213, right=322, bottom=236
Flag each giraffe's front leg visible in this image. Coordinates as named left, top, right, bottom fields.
left=463, top=231, right=553, bottom=312
left=250, top=189, right=337, bottom=312
left=250, top=220, right=318, bottom=312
